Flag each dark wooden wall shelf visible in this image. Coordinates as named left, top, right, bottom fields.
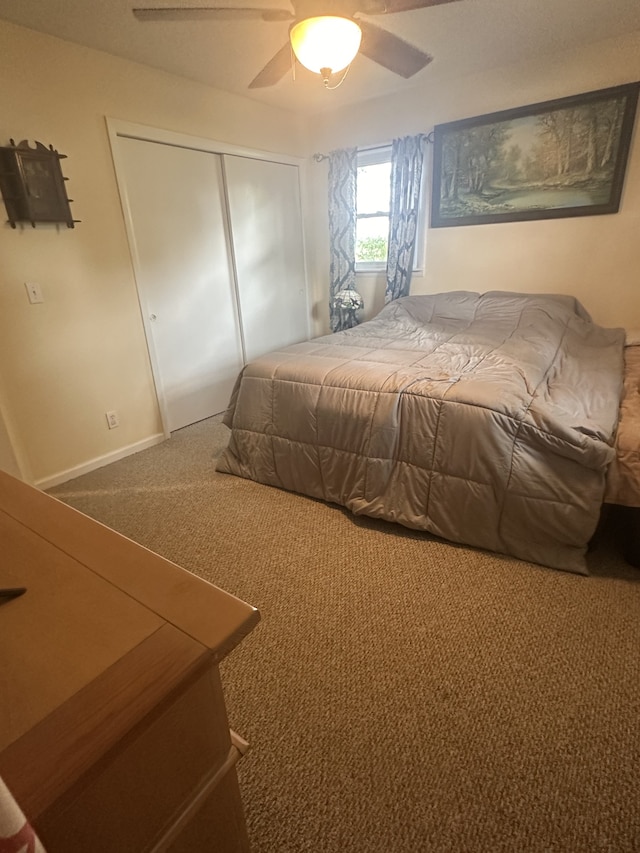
left=0, top=139, right=79, bottom=228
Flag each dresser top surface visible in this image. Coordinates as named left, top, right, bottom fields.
left=0, top=470, right=259, bottom=754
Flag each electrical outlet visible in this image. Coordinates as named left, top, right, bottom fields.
left=25, top=282, right=44, bottom=304
left=105, top=410, right=120, bottom=429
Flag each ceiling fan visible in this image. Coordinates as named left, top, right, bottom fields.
left=132, top=0, right=461, bottom=89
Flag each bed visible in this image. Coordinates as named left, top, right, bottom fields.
left=217, top=291, right=627, bottom=575
left=604, top=332, right=640, bottom=566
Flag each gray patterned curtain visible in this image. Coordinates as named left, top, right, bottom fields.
left=385, top=134, right=426, bottom=304
left=328, top=147, right=359, bottom=332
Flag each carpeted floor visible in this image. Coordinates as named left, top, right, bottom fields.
left=49, top=416, right=640, bottom=853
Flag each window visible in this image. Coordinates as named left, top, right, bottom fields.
left=355, top=144, right=426, bottom=273
left=355, top=146, right=391, bottom=271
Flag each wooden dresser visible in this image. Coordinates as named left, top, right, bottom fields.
left=0, top=470, right=259, bottom=851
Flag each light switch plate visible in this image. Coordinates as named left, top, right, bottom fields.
left=25, top=282, right=44, bottom=304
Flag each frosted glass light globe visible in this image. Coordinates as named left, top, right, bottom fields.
left=290, top=16, right=362, bottom=75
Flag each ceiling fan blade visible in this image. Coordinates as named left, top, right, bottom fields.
left=248, top=43, right=292, bottom=88
left=133, top=6, right=293, bottom=22
left=358, top=20, right=432, bottom=77
left=358, top=0, right=460, bottom=13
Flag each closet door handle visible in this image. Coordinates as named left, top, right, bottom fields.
left=149, top=313, right=157, bottom=322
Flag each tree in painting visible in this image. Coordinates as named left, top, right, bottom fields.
left=438, top=93, right=629, bottom=220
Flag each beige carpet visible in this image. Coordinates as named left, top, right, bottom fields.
left=49, top=416, right=640, bottom=853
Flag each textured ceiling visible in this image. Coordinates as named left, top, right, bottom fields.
left=0, top=0, right=639, bottom=114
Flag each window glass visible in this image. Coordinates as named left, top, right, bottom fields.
left=357, top=162, right=390, bottom=214
left=356, top=216, right=388, bottom=262
left=356, top=150, right=391, bottom=266
left=354, top=144, right=426, bottom=272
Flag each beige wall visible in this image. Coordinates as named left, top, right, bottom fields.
left=305, top=29, right=640, bottom=334
left=0, top=20, right=305, bottom=485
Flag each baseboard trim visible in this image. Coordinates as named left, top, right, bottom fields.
left=35, top=433, right=166, bottom=490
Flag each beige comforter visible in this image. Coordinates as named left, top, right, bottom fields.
left=605, top=341, right=640, bottom=507
left=217, top=292, right=625, bottom=574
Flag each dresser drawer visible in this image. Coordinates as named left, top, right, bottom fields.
left=168, top=767, right=250, bottom=853
left=37, top=666, right=233, bottom=852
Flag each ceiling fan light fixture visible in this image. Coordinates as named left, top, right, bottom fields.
left=290, top=16, right=362, bottom=77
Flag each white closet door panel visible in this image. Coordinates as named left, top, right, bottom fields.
left=119, top=138, right=244, bottom=431
left=223, top=156, right=309, bottom=363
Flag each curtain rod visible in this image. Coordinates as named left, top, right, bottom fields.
left=312, top=131, right=434, bottom=163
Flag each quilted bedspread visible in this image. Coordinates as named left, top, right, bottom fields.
left=605, top=338, right=640, bottom=508
left=217, top=291, right=625, bottom=573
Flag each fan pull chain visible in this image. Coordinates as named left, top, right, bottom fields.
left=323, top=63, right=352, bottom=90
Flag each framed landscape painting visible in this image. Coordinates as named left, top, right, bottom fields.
left=431, top=82, right=640, bottom=227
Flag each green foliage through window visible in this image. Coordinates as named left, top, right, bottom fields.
left=356, top=235, right=387, bottom=262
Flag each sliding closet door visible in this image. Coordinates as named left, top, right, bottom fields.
left=223, top=156, right=309, bottom=362
left=118, top=137, right=244, bottom=432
